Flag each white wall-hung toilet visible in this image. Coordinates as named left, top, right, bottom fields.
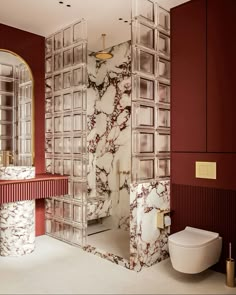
left=168, top=227, right=222, bottom=274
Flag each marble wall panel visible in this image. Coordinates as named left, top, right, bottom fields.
left=130, top=180, right=170, bottom=271
left=87, top=41, right=131, bottom=229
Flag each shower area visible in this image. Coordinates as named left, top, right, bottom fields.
left=45, top=0, right=170, bottom=271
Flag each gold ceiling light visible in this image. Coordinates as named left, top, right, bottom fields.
left=95, top=34, right=113, bottom=60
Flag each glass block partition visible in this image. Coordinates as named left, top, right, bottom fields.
left=16, top=63, right=33, bottom=166
left=0, top=62, right=33, bottom=166
left=45, top=20, right=88, bottom=246
left=0, top=63, right=15, bottom=161
left=131, top=0, right=170, bottom=182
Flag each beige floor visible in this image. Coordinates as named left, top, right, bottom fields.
left=87, top=229, right=130, bottom=260
left=0, top=236, right=235, bottom=294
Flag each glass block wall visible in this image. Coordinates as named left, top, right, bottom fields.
left=0, top=61, right=33, bottom=166
left=16, top=63, right=33, bottom=166
left=131, top=0, right=170, bottom=182
left=45, top=20, right=88, bottom=246
left=0, top=63, right=15, bottom=162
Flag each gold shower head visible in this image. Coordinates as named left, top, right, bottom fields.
left=95, top=34, right=113, bottom=60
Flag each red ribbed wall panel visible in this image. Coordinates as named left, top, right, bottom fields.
left=0, top=177, right=68, bottom=204
left=171, top=184, right=236, bottom=272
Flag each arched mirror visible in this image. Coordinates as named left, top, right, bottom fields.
left=0, top=50, right=34, bottom=167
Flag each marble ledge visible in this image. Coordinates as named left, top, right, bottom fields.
left=0, top=173, right=68, bottom=204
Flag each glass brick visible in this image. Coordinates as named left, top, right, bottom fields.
left=45, top=199, right=53, bottom=217
left=45, top=37, right=53, bottom=56
left=63, top=49, right=73, bottom=67
left=54, top=31, right=63, bottom=50
left=158, top=58, right=170, bottom=80
left=54, top=200, right=63, bottom=217
left=158, top=33, right=170, bottom=57
left=73, top=21, right=85, bottom=42
left=45, top=219, right=52, bottom=234
left=133, top=103, right=155, bottom=128
left=156, top=131, right=170, bottom=153
left=45, top=117, right=52, bottom=133
left=54, top=221, right=63, bottom=238
left=46, top=57, right=52, bottom=73
left=140, top=158, right=154, bottom=180
left=158, top=83, right=170, bottom=104
left=139, top=23, right=155, bottom=49
left=63, top=27, right=72, bottom=47
left=73, top=91, right=83, bottom=109
left=63, top=159, right=72, bottom=175
left=63, top=93, right=72, bottom=110
left=133, top=157, right=155, bottom=181
left=73, top=44, right=83, bottom=65
left=63, top=223, right=72, bottom=240
left=73, top=114, right=82, bottom=131
left=45, top=97, right=52, bottom=113
left=158, top=107, right=170, bottom=128
left=54, top=95, right=62, bottom=112
left=157, top=157, right=170, bottom=178
left=25, top=139, right=31, bottom=153
left=63, top=137, right=72, bottom=154
left=73, top=159, right=82, bottom=177
left=63, top=71, right=72, bottom=89
left=45, top=137, right=52, bottom=153
left=54, top=159, right=63, bottom=174
left=158, top=7, right=170, bottom=33
left=72, top=227, right=83, bottom=245
left=25, top=102, right=31, bottom=117
left=137, top=0, right=155, bottom=23
left=140, top=77, right=154, bottom=100
left=54, top=74, right=62, bottom=91
left=54, top=116, right=62, bottom=133
left=133, top=131, right=154, bottom=154
left=73, top=204, right=83, bottom=223
left=45, top=77, right=52, bottom=94
left=63, top=115, right=72, bottom=132
left=140, top=50, right=155, bottom=75
left=73, top=137, right=82, bottom=154
left=54, top=53, right=62, bottom=71
left=54, top=137, right=62, bottom=154
left=73, top=68, right=83, bottom=86
left=63, top=202, right=72, bottom=220
left=46, top=158, right=53, bottom=173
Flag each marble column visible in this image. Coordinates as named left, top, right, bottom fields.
left=0, top=200, right=35, bottom=256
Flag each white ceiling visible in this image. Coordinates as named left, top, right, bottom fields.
left=0, top=0, right=190, bottom=52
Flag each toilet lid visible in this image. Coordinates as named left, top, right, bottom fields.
left=169, top=227, right=219, bottom=247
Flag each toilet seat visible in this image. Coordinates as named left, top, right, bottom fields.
left=169, top=226, right=219, bottom=248
left=168, top=226, right=222, bottom=274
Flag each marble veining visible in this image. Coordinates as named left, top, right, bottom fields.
left=130, top=180, right=170, bottom=271
left=83, top=244, right=130, bottom=269
left=0, top=200, right=35, bottom=256
left=87, top=198, right=112, bottom=221
left=87, top=41, right=131, bottom=229
left=0, top=166, right=35, bottom=180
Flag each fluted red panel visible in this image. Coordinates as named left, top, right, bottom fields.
left=0, top=178, right=68, bottom=204
left=171, top=184, right=236, bottom=273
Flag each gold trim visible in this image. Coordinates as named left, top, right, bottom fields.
left=0, top=49, right=35, bottom=167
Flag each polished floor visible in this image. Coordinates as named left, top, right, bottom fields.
left=87, top=229, right=130, bottom=260
left=0, top=236, right=235, bottom=294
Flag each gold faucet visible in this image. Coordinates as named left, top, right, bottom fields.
left=2, top=151, right=14, bottom=166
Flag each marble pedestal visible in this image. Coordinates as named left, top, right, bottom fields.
left=0, top=200, right=35, bottom=256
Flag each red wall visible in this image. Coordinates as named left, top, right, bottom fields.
left=171, top=0, right=236, bottom=273
left=0, top=24, right=45, bottom=236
